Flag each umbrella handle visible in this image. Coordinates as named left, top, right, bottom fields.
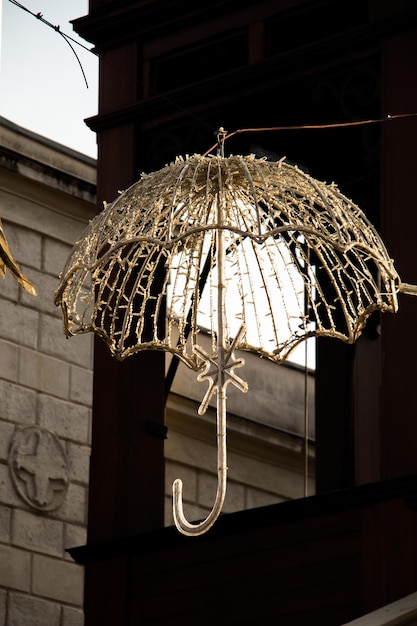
left=172, top=391, right=228, bottom=536
left=172, top=328, right=247, bottom=536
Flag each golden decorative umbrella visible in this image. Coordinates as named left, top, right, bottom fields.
left=55, top=151, right=416, bottom=536
left=0, top=218, right=37, bottom=296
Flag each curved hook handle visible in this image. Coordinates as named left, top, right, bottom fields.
left=173, top=464, right=227, bottom=536
left=172, top=391, right=228, bottom=536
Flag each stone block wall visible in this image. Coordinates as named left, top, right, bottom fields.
left=0, top=118, right=96, bottom=625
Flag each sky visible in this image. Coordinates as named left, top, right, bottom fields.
left=0, top=0, right=98, bottom=158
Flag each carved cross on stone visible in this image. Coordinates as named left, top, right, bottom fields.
left=8, top=425, right=69, bottom=511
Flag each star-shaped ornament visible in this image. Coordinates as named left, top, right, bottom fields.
left=193, top=325, right=248, bottom=415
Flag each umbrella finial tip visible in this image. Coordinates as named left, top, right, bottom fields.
left=216, top=127, right=228, bottom=157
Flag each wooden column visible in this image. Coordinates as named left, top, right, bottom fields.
left=317, top=14, right=417, bottom=492
left=81, top=44, right=166, bottom=626
left=315, top=340, right=356, bottom=493
left=379, top=24, right=417, bottom=480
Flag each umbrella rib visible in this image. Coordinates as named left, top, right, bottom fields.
left=80, top=226, right=398, bottom=282
left=165, top=244, right=212, bottom=400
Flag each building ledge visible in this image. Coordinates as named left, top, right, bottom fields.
left=68, top=472, right=417, bottom=565
left=342, top=592, right=417, bottom=626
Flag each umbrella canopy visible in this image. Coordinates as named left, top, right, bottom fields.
left=55, top=154, right=401, bottom=363
left=55, top=153, right=414, bottom=536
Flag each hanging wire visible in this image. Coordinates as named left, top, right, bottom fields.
left=8, top=0, right=215, bottom=133
left=8, top=0, right=91, bottom=52
left=8, top=0, right=90, bottom=88
left=202, top=113, right=417, bottom=156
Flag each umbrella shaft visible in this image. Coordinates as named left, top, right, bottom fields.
left=216, top=195, right=227, bottom=362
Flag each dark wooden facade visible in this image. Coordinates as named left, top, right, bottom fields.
left=71, top=1, right=417, bottom=623
left=70, top=475, right=417, bottom=625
